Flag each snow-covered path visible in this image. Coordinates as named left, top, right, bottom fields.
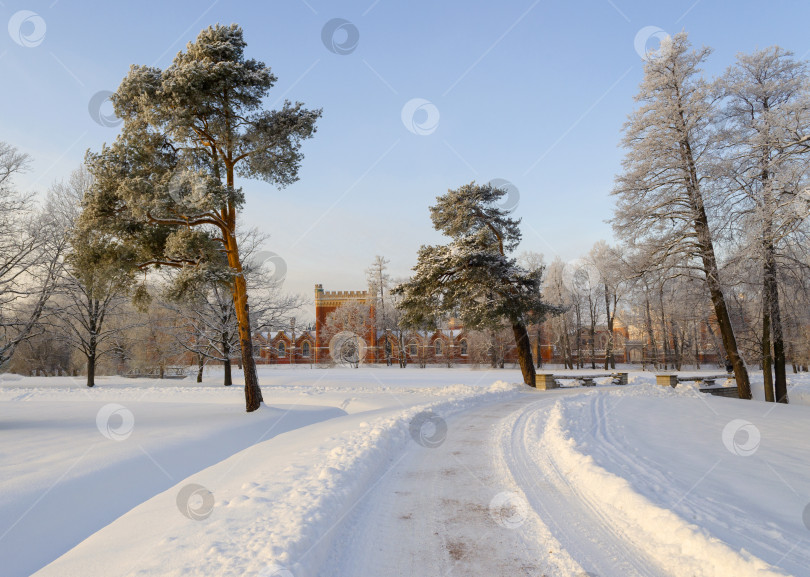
left=320, top=392, right=659, bottom=576
left=319, top=396, right=574, bottom=576
left=499, top=396, right=667, bottom=576
left=319, top=388, right=803, bottom=577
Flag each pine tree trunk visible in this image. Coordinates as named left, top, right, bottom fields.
left=227, top=242, right=262, bottom=409
left=221, top=154, right=263, bottom=410
left=511, top=321, right=536, bottom=387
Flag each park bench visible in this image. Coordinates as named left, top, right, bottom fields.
left=123, top=366, right=188, bottom=379
left=656, top=373, right=732, bottom=388
left=536, top=372, right=628, bottom=390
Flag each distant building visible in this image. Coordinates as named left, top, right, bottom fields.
left=251, top=283, right=722, bottom=367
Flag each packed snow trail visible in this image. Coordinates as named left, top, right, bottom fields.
left=320, top=393, right=594, bottom=576
left=319, top=392, right=792, bottom=577
left=498, top=397, right=667, bottom=576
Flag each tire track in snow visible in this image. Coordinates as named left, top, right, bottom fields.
left=498, top=397, right=668, bottom=576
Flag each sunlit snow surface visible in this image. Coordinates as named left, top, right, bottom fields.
left=1, top=366, right=808, bottom=577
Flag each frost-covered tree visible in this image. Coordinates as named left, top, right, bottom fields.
left=48, top=166, right=134, bottom=387
left=81, top=25, right=321, bottom=411
left=587, top=241, right=631, bottom=369
left=167, top=282, right=238, bottom=385
left=366, top=255, right=394, bottom=365
left=166, top=227, right=304, bottom=385
left=323, top=301, right=372, bottom=368
left=612, top=33, right=752, bottom=398
left=393, top=182, right=555, bottom=387
left=519, top=251, right=546, bottom=368
left=717, top=46, right=810, bottom=403
left=0, top=142, right=67, bottom=368
left=543, top=258, right=576, bottom=369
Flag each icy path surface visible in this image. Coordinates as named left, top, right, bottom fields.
left=321, top=392, right=663, bottom=577
left=319, top=389, right=801, bottom=577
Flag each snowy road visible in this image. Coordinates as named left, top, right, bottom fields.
left=319, top=390, right=799, bottom=577
left=321, top=393, right=661, bottom=577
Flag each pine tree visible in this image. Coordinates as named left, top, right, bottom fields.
left=393, top=182, right=556, bottom=387
left=81, top=25, right=321, bottom=411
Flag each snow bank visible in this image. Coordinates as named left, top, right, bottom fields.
left=33, top=380, right=526, bottom=577
left=541, top=400, right=789, bottom=577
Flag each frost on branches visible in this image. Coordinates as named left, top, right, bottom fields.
left=80, top=24, right=321, bottom=411
left=393, top=182, right=559, bottom=387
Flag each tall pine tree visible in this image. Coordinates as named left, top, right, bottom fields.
left=81, top=25, right=320, bottom=411
left=394, top=182, right=555, bottom=387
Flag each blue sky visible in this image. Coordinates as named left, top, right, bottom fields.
left=2, top=0, right=810, bottom=310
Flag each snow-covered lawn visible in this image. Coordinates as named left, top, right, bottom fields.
left=2, top=366, right=809, bottom=576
